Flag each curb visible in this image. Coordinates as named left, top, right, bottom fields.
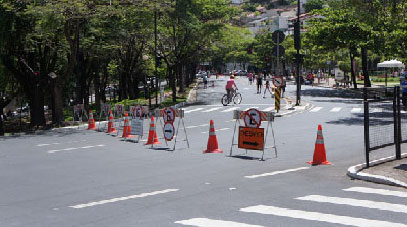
left=347, top=153, right=407, bottom=189
left=275, top=102, right=312, bottom=117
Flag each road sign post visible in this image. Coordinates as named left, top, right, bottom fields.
left=275, top=88, right=281, bottom=113
left=156, top=107, right=189, bottom=151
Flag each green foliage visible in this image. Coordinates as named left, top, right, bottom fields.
left=304, top=0, right=325, bottom=13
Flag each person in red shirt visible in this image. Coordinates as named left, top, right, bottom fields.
left=226, top=75, right=238, bottom=101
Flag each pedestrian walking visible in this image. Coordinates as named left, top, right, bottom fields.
left=281, top=79, right=286, bottom=97
left=256, top=74, right=263, bottom=94
left=203, top=74, right=208, bottom=89
left=248, top=72, right=253, bottom=85
left=263, top=80, right=273, bottom=98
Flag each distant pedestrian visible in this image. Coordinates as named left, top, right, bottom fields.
left=263, top=81, right=273, bottom=98
left=256, top=74, right=263, bottom=94
left=248, top=72, right=253, bottom=85
left=203, top=74, right=208, bottom=89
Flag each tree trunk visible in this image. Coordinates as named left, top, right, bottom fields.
left=52, top=80, right=64, bottom=126
left=30, top=83, right=46, bottom=127
left=361, top=47, right=371, bottom=87
left=128, top=73, right=136, bottom=100
left=169, top=66, right=177, bottom=102
left=94, top=71, right=101, bottom=112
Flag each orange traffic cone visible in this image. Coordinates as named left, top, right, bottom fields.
left=145, top=116, right=161, bottom=145
left=203, top=120, right=223, bottom=153
left=121, top=112, right=136, bottom=138
left=106, top=110, right=117, bottom=133
left=307, top=124, right=331, bottom=165
left=87, top=110, right=96, bottom=130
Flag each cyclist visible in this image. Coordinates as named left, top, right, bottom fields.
left=226, top=75, right=238, bottom=102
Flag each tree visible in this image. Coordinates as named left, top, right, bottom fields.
left=304, top=0, right=325, bottom=13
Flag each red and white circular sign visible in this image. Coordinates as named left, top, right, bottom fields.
left=273, top=76, right=284, bottom=88
left=163, top=122, right=175, bottom=141
left=163, top=107, right=175, bottom=123
left=244, top=108, right=261, bottom=128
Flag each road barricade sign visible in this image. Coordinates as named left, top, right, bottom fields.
left=238, top=127, right=264, bottom=150
left=163, top=122, right=175, bottom=141
left=244, top=109, right=261, bottom=128
left=230, top=109, right=276, bottom=160
left=163, top=107, right=176, bottom=123
left=130, top=118, right=144, bottom=136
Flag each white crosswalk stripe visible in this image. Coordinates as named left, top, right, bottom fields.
left=310, top=107, right=322, bottom=112
left=175, top=218, right=263, bottom=227
left=202, top=107, right=222, bottom=113
left=351, top=108, right=362, bottom=113
left=175, top=186, right=407, bottom=227
left=343, top=187, right=407, bottom=198
left=296, top=195, right=407, bottom=213
left=240, top=205, right=407, bottom=227
left=184, top=108, right=204, bottom=113
left=330, top=107, right=342, bottom=112
left=372, top=108, right=383, bottom=113
left=221, top=107, right=240, bottom=112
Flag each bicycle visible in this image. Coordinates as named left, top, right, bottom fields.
left=221, top=89, right=242, bottom=106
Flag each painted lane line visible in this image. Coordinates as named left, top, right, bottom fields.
left=310, top=107, right=322, bottom=112
left=343, top=187, right=407, bottom=198
left=47, top=145, right=105, bottom=154
left=244, top=107, right=259, bottom=111
left=262, top=107, right=274, bottom=112
left=225, top=119, right=236, bottom=122
left=175, top=218, right=263, bottom=227
left=244, top=87, right=250, bottom=90
left=330, top=107, right=342, bottom=112
left=202, top=107, right=222, bottom=113
left=185, top=126, right=199, bottom=129
left=199, top=124, right=209, bottom=127
left=70, top=189, right=179, bottom=209
left=184, top=108, right=204, bottom=113
left=37, top=144, right=51, bottom=147
left=245, top=167, right=310, bottom=179
left=372, top=108, right=383, bottom=113
left=351, top=108, right=362, bottom=113
left=201, top=127, right=230, bottom=134
left=240, top=205, right=407, bottom=227
left=221, top=107, right=240, bottom=112
left=401, top=110, right=407, bottom=114
left=296, top=195, right=407, bottom=213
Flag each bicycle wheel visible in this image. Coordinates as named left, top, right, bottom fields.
left=234, top=93, right=242, bottom=104
left=221, top=94, right=229, bottom=106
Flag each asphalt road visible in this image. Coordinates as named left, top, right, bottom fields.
left=0, top=76, right=406, bottom=227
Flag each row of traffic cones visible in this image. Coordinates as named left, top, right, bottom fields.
left=87, top=109, right=330, bottom=164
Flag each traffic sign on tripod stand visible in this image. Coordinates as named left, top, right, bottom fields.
left=244, top=108, right=262, bottom=128
left=163, top=122, right=175, bottom=141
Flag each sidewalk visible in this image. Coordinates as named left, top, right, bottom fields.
left=348, top=145, right=407, bottom=189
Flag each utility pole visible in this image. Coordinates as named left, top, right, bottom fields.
left=294, top=0, right=302, bottom=106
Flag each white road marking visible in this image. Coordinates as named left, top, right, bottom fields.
left=225, top=119, right=236, bottom=122
left=175, top=218, right=263, bottom=227
left=37, top=140, right=87, bottom=146
left=217, top=128, right=230, bottom=131
left=221, top=107, right=240, bottom=112
left=202, top=107, right=222, bottom=113
left=262, top=107, right=274, bottom=112
left=351, top=108, right=362, bottom=113
left=185, top=126, right=199, bottom=129
left=330, top=107, right=342, bottom=112
left=47, top=145, right=105, bottom=154
left=244, top=88, right=250, bottom=90
left=296, top=195, right=407, bottom=213
left=70, top=189, right=179, bottom=209
left=244, top=107, right=259, bottom=111
left=372, top=108, right=383, bottom=113
left=199, top=124, right=209, bottom=127
left=310, top=107, right=322, bottom=112
left=401, top=110, right=407, bottom=114
left=184, top=108, right=204, bottom=113
left=343, top=187, right=407, bottom=198
left=240, top=205, right=407, bottom=227
left=245, top=167, right=309, bottom=179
